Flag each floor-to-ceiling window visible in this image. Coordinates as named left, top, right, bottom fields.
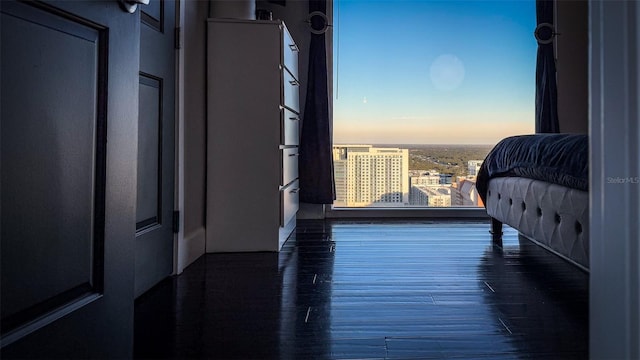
left=332, top=0, right=535, bottom=208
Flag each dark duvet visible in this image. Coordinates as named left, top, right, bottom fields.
left=476, top=134, right=588, bottom=204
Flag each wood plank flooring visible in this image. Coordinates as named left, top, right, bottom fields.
left=134, top=220, right=588, bottom=359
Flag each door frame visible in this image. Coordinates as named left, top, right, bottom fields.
left=174, top=0, right=185, bottom=275
left=589, top=1, right=640, bottom=358
left=173, top=0, right=186, bottom=275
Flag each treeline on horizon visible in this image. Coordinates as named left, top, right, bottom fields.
left=404, top=144, right=493, bottom=178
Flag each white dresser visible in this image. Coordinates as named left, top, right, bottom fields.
left=206, top=19, right=300, bottom=252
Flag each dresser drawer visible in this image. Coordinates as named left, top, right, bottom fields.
left=282, top=26, right=299, bottom=77
left=281, top=148, right=299, bottom=186
left=283, top=69, right=300, bottom=112
left=280, top=180, right=299, bottom=227
left=281, top=108, right=300, bottom=146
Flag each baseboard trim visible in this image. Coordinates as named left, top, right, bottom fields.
left=177, top=227, right=206, bottom=274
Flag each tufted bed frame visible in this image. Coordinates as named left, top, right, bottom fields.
left=485, top=177, right=589, bottom=272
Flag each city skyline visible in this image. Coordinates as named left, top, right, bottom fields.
left=333, top=145, right=410, bottom=207
left=333, top=144, right=484, bottom=208
left=333, top=0, right=537, bottom=144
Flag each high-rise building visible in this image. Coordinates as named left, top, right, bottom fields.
left=410, top=186, right=452, bottom=207
left=467, top=160, right=484, bottom=176
left=333, top=145, right=409, bottom=207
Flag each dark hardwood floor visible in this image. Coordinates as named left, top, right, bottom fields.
left=134, top=220, right=588, bottom=359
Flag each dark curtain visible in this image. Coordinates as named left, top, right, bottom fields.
left=299, top=0, right=335, bottom=204
left=535, top=0, right=560, bottom=133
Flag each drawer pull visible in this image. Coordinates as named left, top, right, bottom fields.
left=289, top=43, right=299, bottom=52
left=290, top=188, right=300, bottom=194
left=288, top=153, right=300, bottom=157
left=289, top=79, right=300, bottom=87
left=289, top=116, right=300, bottom=121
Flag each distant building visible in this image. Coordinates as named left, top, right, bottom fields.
left=410, top=175, right=440, bottom=186
left=439, top=173, right=453, bottom=185
left=467, top=160, right=484, bottom=176
left=452, top=179, right=483, bottom=207
left=410, top=186, right=451, bottom=207
left=333, top=145, right=409, bottom=207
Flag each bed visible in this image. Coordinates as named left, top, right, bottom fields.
left=476, top=134, right=589, bottom=271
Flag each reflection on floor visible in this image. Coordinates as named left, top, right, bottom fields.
left=134, top=220, right=588, bottom=359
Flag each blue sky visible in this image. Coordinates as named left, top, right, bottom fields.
left=333, top=0, right=537, bottom=144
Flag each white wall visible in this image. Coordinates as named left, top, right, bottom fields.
left=209, top=0, right=255, bottom=19
left=589, top=0, right=640, bottom=358
left=176, top=0, right=208, bottom=273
